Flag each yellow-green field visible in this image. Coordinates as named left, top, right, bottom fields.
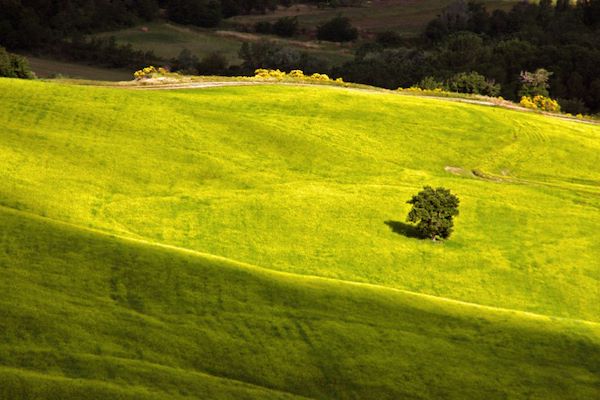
left=0, top=78, right=598, bottom=399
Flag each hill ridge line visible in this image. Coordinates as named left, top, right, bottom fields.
left=71, top=79, right=600, bottom=126
left=3, top=203, right=599, bottom=328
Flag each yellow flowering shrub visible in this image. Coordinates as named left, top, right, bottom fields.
left=254, top=69, right=286, bottom=79
left=133, top=66, right=174, bottom=80
left=401, top=86, right=446, bottom=94
left=133, top=66, right=158, bottom=80
left=310, top=73, right=330, bottom=81
left=520, top=95, right=561, bottom=112
left=253, top=69, right=345, bottom=85
left=519, top=96, right=537, bottom=109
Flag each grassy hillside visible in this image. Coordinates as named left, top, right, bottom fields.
left=1, top=206, right=599, bottom=399
left=1, top=78, right=599, bottom=321
left=0, top=77, right=599, bottom=398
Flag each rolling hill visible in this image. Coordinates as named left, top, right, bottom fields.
left=0, top=77, right=599, bottom=399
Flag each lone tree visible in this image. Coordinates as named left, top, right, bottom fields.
left=406, top=186, right=459, bottom=240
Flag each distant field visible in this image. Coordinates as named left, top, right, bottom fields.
left=95, top=23, right=245, bottom=62
left=25, top=56, right=132, bottom=81
left=92, top=0, right=517, bottom=69
left=230, top=0, right=519, bottom=34
left=94, top=22, right=352, bottom=65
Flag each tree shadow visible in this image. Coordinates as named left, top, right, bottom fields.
left=384, top=220, right=425, bottom=239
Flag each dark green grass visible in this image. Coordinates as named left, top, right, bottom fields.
left=1, top=206, right=599, bottom=399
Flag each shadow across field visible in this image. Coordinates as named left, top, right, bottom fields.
left=384, top=220, right=424, bottom=239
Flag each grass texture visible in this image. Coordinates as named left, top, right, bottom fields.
left=0, top=77, right=599, bottom=398
left=1, top=78, right=598, bottom=320
left=0, top=206, right=598, bottom=399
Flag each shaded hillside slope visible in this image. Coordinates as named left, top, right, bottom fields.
left=1, top=206, right=599, bottom=399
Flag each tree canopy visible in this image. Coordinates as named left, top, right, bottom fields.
left=406, top=186, right=460, bottom=240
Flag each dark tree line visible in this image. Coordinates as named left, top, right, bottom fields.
left=0, top=0, right=296, bottom=68
left=336, top=0, right=600, bottom=114
left=0, top=0, right=304, bottom=48
left=0, top=46, right=34, bottom=78
left=2, top=0, right=599, bottom=113
left=0, top=0, right=161, bottom=49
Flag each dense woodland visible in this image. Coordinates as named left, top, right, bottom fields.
left=1, top=0, right=599, bottom=113
left=338, top=0, right=600, bottom=114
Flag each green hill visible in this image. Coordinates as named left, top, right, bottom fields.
left=0, top=78, right=599, bottom=399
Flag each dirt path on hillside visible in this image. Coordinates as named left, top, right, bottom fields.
left=126, top=81, right=270, bottom=90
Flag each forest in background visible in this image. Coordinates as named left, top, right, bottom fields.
left=1, top=0, right=599, bottom=113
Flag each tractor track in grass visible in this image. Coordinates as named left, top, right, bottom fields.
left=2, top=203, right=599, bottom=328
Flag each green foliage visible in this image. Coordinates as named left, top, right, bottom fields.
left=375, top=31, right=404, bottom=47
left=404, top=70, right=502, bottom=98
left=272, top=17, right=299, bottom=38
left=446, top=71, right=501, bottom=96
left=197, top=52, right=229, bottom=75
left=519, top=68, right=552, bottom=98
left=167, top=0, right=222, bottom=28
left=239, top=41, right=328, bottom=74
left=416, top=76, right=445, bottom=90
left=254, top=17, right=299, bottom=38
left=341, top=0, right=600, bottom=113
left=317, top=15, right=359, bottom=42
left=254, top=21, right=273, bottom=34
left=558, top=97, right=590, bottom=115
left=406, top=186, right=460, bottom=240
left=0, top=47, right=34, bottom=79
left=172, top=48, right=199, bottom=74
left=51, top=36, right=160, bottom=70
